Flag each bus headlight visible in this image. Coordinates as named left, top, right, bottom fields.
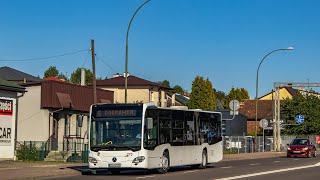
left=89, top=157, right=98, bottom=163
left=132, top=156, right=145, bottom=163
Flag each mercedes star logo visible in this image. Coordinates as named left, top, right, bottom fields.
left=112, top=157, right=117, bottom=162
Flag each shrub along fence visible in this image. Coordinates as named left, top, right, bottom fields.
left=16, top=141, right=89, bottom=163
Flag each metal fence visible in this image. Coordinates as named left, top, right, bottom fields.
left=223, top=135, right=317, bottom=154
left=16, top=141, right=88, bottom=162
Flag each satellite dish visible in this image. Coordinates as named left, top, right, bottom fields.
left=229, top=100, right=240, bottom=111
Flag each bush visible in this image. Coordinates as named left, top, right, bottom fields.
left=17, top=142, right=45, bottom=161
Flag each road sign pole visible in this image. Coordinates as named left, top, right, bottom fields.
left=263, top=128, right=265, bottom=152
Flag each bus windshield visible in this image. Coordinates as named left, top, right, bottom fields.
left=90, top=105, right=143, bottom=151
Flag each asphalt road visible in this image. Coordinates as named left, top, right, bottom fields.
left=46, top=156, right=320, bottom=180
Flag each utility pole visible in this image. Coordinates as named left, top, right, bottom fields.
left=91, top=39, right=97, bottom=104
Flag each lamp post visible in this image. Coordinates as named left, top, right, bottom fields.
left=255, top=47, right=293, bottom=151
left=125, top=0, right=151, bottom=103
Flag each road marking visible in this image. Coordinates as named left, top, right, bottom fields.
left=136, top=175, right=155, bottom=179
left=249, top=163, right=260, bottom=166
left=293, top=159, right=299, bottom=161
left=220, top=166, right=232, bottom=169
left=183, top=170, right=199, bottom=173
left=273, top=161, right=281, bottom=163
left=215, top=162, right=320, bottom=180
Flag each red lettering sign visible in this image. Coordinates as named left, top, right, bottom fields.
left=0, top=99, right=12, bottom=116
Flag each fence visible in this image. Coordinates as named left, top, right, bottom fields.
left=223, top=135, right=317, bottom=154
left=16, top=141, right=88, bottom=162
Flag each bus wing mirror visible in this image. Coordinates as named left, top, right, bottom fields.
left=147, top=118, right=153, bottom=130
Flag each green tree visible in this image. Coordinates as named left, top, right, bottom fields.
left=214, top=89, right=226, bottom=110
left=282, top=93, right=320, bottom=135
left=57, top=73, right=69, bottom=81
left=44, top=66, right=59, bottom=78
left=70, top=68, right=93, bottom=85
left=224, top=87, right=250, bottom=109
left=173, top=85, right=184, bottom=93
left=162, top=80, right=170, bottom=88
left=187, top=76, right=216, bottom=110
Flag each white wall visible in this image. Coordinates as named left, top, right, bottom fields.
left=17, top=86, right=49, bottom=141
left=0, top=95, right=17, bottom=159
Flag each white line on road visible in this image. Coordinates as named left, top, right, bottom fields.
left=220, top=166, right=232, bottom=169
left=249, top=163, right=260, bottom=166
left=215, top=162, right=320, bottom=180
left=136, top=175, right=155, bottom=179
left=183, top=170, right=199, bottom=173
left=293, top=159, right=299, bottom=161
left=273, top=161, right=281, bottom=163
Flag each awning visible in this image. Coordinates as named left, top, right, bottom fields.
left=56, top=92, right=74, bottom=109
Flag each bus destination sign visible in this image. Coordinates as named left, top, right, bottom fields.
left=96, top=109, right=137, bottom=118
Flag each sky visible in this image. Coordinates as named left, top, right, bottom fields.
left=1, top=0, right=320, bottom=98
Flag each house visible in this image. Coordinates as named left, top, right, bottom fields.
left=217, top=110, right=247, bottom=136
left=0, top=66, right=42, bottom=83
left=17, top=80, right=114, bottom=158
left=96, top=74, right=172, bottom=107
left=238, top=100, right=273, bottom=135
left=0, top=78, right=25, bottom=160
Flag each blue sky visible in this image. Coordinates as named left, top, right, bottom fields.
left=1, top=0, right=320, bottom=98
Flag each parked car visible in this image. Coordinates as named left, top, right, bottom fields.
left=287, top=138, right=317, bottom=158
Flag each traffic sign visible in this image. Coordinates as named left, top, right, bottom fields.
left=296, top=115, right=304, bottom=124
left=259, top=119, right=268, bottom=128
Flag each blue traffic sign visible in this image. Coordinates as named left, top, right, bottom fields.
left=296, top=115, right=304, bottom=124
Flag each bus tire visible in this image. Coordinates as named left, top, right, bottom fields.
left=198, top=149, right=208, bottom=169
left=158, top=151, right=170, bottom=174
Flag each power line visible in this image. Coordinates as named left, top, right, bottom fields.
left=95, top=54, right=118, bottom=73
left=0, top=49, right=90, bottom=62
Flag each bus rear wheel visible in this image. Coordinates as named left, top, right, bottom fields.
left=158, top=151, right=169, bottom=174
left=198, top=150, right=208, bottom=169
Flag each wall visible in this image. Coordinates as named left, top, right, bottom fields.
left=101, top=86, right=162, bottom=105
left=259, top=88, right=292, bottom=100
left=17, top=86, right=49, bottom=141
left=0, top=92, right=17, bottom=159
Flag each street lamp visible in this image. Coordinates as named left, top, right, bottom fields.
left=125, top=0, right=152, bottom=103
left=255, top=47, right=294, bottom=150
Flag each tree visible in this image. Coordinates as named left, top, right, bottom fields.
left=173, top=85, right=184, bottom=93
left=57, top=73, right=69, bottom=81
left=224, top=87, right=250, bottom=109
left=44, top=66, right=59, bottom=78
left=187, top=76, right=216, bottom=110
left=214, top=89, right=226, bottom=110
left=70, top=68, right=93, bottom=85
left=282, top=93, right=320, bottom=135
left=162, top=80, right=170, bottom=88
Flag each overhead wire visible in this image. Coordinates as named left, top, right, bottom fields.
left=0, top=49, right=90, bottom=62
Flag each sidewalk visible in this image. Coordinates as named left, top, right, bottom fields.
left=0, top=152, right=286, bottom=180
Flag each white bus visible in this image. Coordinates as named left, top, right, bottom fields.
left=88, top=102, right=223, bottom=174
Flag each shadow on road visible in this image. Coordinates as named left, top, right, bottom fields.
left=66, top=165, right=215, bottom=176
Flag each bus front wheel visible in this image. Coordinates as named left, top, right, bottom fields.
left=158, top=151, right=170, bottom=174
left=198, top=150, right=208, bottom=169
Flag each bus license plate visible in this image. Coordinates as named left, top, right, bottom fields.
left=108, top=163, right=121, bottom=168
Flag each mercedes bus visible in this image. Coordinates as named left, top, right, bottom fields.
left=88, top=102, right=222, bottom=174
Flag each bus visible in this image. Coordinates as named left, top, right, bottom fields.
left=88, top=102, right=223, bottom=174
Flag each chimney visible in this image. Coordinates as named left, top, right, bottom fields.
left=23, top=78, right=26, bottom=83
left=113, top=73, right=121, bottom=78
left=81, top=68, right=85, bottom=86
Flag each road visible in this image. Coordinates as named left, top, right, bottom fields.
left=46, top=156, right=320, bottom=180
